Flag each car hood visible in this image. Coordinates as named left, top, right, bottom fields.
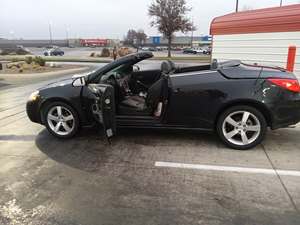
left=39, top=78, right=73, bottom=90
left=39, top=70, right=95, bottom=90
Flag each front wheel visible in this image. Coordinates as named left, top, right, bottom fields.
left=216, top=105, right=267, bottom=150
left=43, top=102, right=79, bottom=138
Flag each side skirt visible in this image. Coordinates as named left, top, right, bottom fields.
left=116, top=115, right=213, bottom=132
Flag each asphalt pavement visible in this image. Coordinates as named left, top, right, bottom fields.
left=0, top=61, right=300, bottom=225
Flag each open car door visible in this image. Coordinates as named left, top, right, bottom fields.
left=88, top=84, right=116, bottom=139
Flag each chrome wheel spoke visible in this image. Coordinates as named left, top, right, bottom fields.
left=62, top=122, right=71, bottom=132
left=241, top=131, right=249, bottom=144
left=225, top=129, right=239, bottom=139
left=54, top=121, right=62, bottom=132
left=64, top=115, right=74, bottom=121
left=225, top=116, right=238, bottom=127
left=242, top=112, right=250, bottom=124
left=48, top=114, right=59, bottom=122
left=246, top=125, right=260, bottom=131
left=56, top=106, right=62, bottom=116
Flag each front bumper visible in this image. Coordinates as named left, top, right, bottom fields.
left=26, top=100, right=42, bottom=124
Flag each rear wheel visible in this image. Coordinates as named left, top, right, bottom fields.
left=216, top=105, right=267, bottom=150
left=43, top=102, right=79, bottom=138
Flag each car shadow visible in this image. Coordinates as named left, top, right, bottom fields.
left=35, top=127, right=219, bottom=172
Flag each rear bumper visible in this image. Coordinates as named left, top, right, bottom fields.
left=26, top=100, right=42, bottom=124
left=268, top=99, right=300, bottom=129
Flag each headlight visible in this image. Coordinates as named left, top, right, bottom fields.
left=29, top=90, right=40, bottom=101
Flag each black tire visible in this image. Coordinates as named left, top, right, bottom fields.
left=42, top=101, right=79, bottom=139
left=216, top=105, right=267, bottom=150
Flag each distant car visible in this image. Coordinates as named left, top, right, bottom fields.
left=148, top=47, right=157, bottom=51
left=183, top=48, right=197, bottom=54
left=203, top=48, right=212, bottom=55
left=44, top=48, right=64, bottom=56
left=141, top=47, right=150, bottom=51
left=183, top=48, right=204, bottom=54
left=171, top=47, right=182, bottom=51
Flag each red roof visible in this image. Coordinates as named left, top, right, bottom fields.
left=210, top=4, right=300, bottom=35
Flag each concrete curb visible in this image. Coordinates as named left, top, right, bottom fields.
left=0, top=66, right=90, bottom=78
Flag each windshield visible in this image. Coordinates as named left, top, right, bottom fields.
left=87, top=52, right=153, bottom=83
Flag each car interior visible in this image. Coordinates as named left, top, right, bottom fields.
left=100, top=60, right=215, bottom=118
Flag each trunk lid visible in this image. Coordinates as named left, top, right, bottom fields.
left=218, top=60, right=296, bottom=80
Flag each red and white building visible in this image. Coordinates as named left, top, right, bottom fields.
left=210, top=4, right=300, bottom=77
left=80, top=38, right=108, bottom=47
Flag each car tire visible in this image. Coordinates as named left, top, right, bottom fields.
left=216, top=105, right=267, bottom=150
left=42, top=101, right=79, bottom=139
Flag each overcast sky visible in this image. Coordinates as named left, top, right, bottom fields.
left=0, top=0, right=299, bottom=40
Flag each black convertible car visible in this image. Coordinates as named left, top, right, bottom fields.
left=27, top=52, right=300, bottom=149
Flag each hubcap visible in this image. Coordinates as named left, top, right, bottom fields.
left=222, top=111, right=261, bottom=146
left=47, top=106, right=74, bottom=136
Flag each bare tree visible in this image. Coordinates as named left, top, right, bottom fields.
left=124, top=29, right=137, bottom=46
left=124, top=29, right=147, bottom=49
left=148, top=0, right=194, bottom=57
left=136, top=29, right=147, bottom=46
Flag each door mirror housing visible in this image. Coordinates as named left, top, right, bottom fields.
left=72, top=76, right=86, bottom=87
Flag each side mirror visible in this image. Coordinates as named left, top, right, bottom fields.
left=72, top=76, right=86, bottom=87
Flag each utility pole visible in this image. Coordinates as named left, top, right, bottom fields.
left=190, top=18, right=194, bottom=48
left=280, top=0, right=283, bottom=6
left=65, top=27, right=69, bottom=47
left=236, top=0, right=239, bottom=12
left=48, top=22, right=53, bottom=45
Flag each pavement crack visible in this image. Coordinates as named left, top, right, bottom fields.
left=0, top=110, right=25, bottom=121
left=261, top=144, right=299, bottom=213
left=0, top=103, right=25, bottom=112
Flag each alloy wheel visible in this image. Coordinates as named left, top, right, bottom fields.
left=47, top=106, right=75, bottom=136
left=222, top=110, right=261, bottom=146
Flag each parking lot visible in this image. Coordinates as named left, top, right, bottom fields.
left=0, top=61, right=300, bottom=225
left=27, top=47, right=205, bottom=58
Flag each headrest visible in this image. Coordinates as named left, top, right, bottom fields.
left=161, top=61, right=172, bottom=74
left=167, top=60, right=176, bottom=71
left=161, top=60, right=176, bottom=74
left=211, top=59, right=218, bottom=70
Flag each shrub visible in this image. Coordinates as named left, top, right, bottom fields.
left=100, top=48, right=110, bottom=57
left=11, top=58, right=19, bottom=62
left=118, top=47, right=132, bottom=57
left=25, top=56, right=33, bottom=64
left=33, top=56, right=45, bottom=66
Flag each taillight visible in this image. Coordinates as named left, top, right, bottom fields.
left=267, top=78, right=300, bottom=93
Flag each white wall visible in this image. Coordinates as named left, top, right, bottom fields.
left=211, top=32, right=300, bottom=78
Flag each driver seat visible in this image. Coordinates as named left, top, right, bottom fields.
left=118, top=61, right=174, bottom=116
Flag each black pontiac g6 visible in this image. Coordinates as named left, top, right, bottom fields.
left=27, top=52, right=300, bottom=150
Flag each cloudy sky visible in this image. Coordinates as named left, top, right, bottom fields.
left=0, top=0, right=299, bottom=39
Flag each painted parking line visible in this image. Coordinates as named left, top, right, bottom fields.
left=155, top=161, right=300, bottom=177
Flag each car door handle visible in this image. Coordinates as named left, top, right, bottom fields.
left=174, top=88, right=181, bottom=93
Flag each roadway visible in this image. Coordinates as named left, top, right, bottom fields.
left=0, top=61, right=300, bottom=225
